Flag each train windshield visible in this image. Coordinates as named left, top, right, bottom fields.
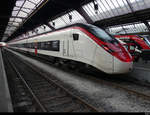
left=85, top=25, right=118, bottom=44
left=139, top=35, right=150, bottom=47
left=144, top=38, right=150, bottom=47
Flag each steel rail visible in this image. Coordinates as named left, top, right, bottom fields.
left=8, top=48, right=150, bottom=103
left=83, top=74, right=150, bottom=102
left=16, top=53, right=103, bottom=112
left=6, top=50, right=104, bottom=112
left=6, top=55, right=48, bottom=112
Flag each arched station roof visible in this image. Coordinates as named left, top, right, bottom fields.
left=1, top=0, right=150, bottom=42
left=0, top=0, right=16, bottom=41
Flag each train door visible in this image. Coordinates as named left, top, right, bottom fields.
left=63, top=40, right=69, bottom=56
left=26, top=39, right=30, bottom=52
left=72, top=30, right=83, bottom=58
left=34, top=40, right=38, bottom=55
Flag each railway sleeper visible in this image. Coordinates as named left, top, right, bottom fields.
left=44, top=97, right=72, bottom=106
left=46, top=100, right=74, bottom=111
left=40, top=95, right=67, bottom=102
left=48, top=102, right=81, bottom=112
left=34, top=90, right=66, bottom=98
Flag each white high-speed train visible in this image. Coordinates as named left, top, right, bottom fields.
left=8, top=23, right=133, bottom=74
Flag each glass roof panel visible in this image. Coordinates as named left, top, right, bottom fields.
left=21, top=8, right=31, bottom=13
left=35, top=25, right=52, bottom=34
left=23, top=0, right=36, bottom=9
left=13, top=7, right=20, bottom=11
left=129, top=0, right=150, bottom=11
left=16, top=9, right=87, bottom=39
left=17, top=10, right=28, bottom=17
left=108, top=26, right=124, bottom=34
left=16, top=0, right=24, bottom=6
left=71, top=11, right=87, bottom=23
left=49, top=10, right=87, bottom=29
left=83, top=2, right=100, bottom=21
left=108, top=22, right=148, bottom=35
left=14, top=18, right=22, bottom=23
left=2, top=0, right=46, bottom=41
left=12, top=11, right=18, bottom=16
left=3, top=0, right=150, bottom=42
left=9, top=18, right=15, bottom=22
left=83, top=0, right=132, bottom=22
left=43, top=25, right=52, bottom=32
left=51, top=17, right=66, bottom=29
left=12, top=22, right=20, bottom=27
left=30, top=0, right=42, bottom=4
left=15, top=24, right=52, bottom=39
left=121, top=0, right=131, bottom=13
left=83, top=0, right=150, bottom=23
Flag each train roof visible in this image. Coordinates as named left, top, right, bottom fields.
left=9, top=23, right=98, bottom=43
left=49, top=23, right=96, bottom=32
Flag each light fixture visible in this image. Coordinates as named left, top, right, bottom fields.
left=43, top=25, right=46, bottom=30
left=93, top=1, right=98, bottom=14
left=68, top=14, right=72, bottom=22
left=52, top=22, right=55, bottom=26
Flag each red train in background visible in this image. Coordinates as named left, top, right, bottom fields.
left=114, top=35, right=150, bottom=62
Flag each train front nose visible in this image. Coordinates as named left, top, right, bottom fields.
left=106, top=41, right=133, bottom=73
left=112, top=50, right=133, bottom=74
left=113, top=59, right=133, bottom=74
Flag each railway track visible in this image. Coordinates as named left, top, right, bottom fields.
left=74, top=70, right=150, bottom=102
left=91, top=77, right=150, bottom=101
left=21, top=51, right=150, bottom=99
left=33, top=54, right=150, bottom=101
left=2, top=54, right=34, bottom=112
left=4, top=48, right=150, bottom=111
left=4, top=51, right=102, bottom=112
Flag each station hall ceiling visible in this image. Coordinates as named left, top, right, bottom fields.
left=0, top=0, right=16, bottom=41
left=2, top=0, right=150, bottom=42
left=3, top=0, right=92, bottom=42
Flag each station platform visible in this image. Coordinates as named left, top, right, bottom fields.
left=133, top=58, right=150, bottom=69
left=0, top=48, right=13, bottom=112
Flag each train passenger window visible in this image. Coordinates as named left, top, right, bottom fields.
left=29, top=43, right=31, bottom=48
left=27, top=43, right=30, bottom=48
left=21, top=44, right=24, bottom=48
left=73, top=33, right=79, bottom=41
left=29, top=43, right=32, bottom=48
left=51, top=40, right=59, bottom=51
left=45, top=41, right=51, bottom=50
left=41, top=42, right=45, bottom=49
left=23, top=43, right=26, bottom=48
left=37, top=41, right=59, bottom=51
left=28, top=43, right=31, bottom=48
left=31, top=43, right=34, bottom=49
left=37, top=42, right=41, bottom=49
left=31, top=43, right=33, bottom=48
left=52, top=41, right=58, bottom=48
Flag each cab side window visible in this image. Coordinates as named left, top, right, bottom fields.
left=73, top=33, right=79, bottom=41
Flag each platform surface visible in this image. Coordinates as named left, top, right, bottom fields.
left=0, top=48, right=13, bottom=112
left=134, top=58, right=150, bottom=69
